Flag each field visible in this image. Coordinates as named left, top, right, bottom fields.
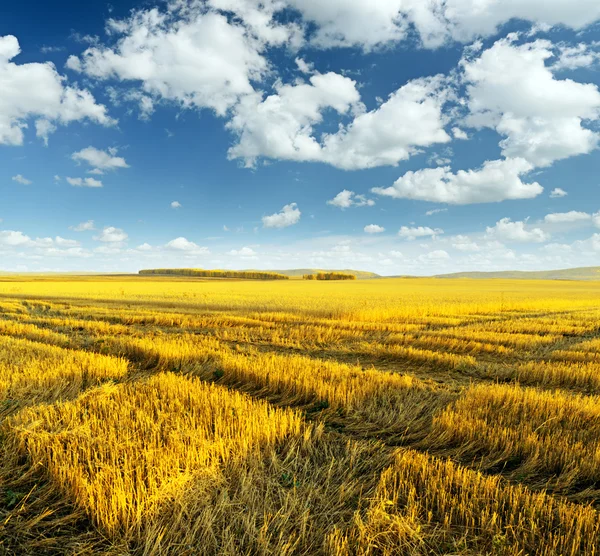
left=1, top=276, right=600, bottom=554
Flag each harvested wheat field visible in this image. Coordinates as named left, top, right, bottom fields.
left=1, top=275, right=600, bottom=555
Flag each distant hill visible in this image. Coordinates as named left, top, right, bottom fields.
left=434, top=266, right=600, bottom=281
left=262, top=269, right=381, bottom=280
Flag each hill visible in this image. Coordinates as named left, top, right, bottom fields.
left=434, top=266, right=600, bottom=281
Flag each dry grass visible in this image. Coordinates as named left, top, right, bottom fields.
left=0, top=275, right=599, bottom=554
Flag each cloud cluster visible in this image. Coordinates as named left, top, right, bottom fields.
left=67, top=177, right=103, bottom=188
left=94, top=226, right=128, bottom=243
left=67, top=10, right=269, bottom=117
left=485, top=218, right=549, bottom=243
left=463, top=37, right=600, bottom=168
left=0, top=35, right=113, bottom=146
left=373, top=158, right=542, bottom=204
left=71, top=146, right=129, bottom=174
left=398, top=226, right=443, bottom=240
left=327, top=190, right=374, bottom=209
left=262, top=203, right=301, bottom=229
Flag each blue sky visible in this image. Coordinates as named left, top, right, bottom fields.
left=1, top=0, right=600, bottom=275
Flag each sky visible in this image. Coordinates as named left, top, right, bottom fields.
left=1, top=0, right=600, bottom=275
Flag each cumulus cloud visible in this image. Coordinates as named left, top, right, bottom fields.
left=373, top=158, right=542, bottom=204
left=262, top=203, right=301, bottom=229
left=165, top=237, right=210, bottom=254
left=398, top=226, right=443, bottom=240
left=267, top=0, right=600, bottom=50
left=553, top=43, right=600, bottom=71
left=69, top=220, right=95, bottom=232
left=55, top=236, right=80, bottom=248
left=544, top=211, right=592, bottom=224
left=66, top=177, right=103, bottom=188
left=452, top=127, right=468, bottom=140
left=227, top=72, right=362, bottom=167
left=229, top=246, right=257, bottom=257
left=420, top=249, right=450, bottom=261
left=416, top=0, right=600, bottom=47
left=12, top=174, right=31, bottom=185
left=364, top=224, right=385, bottom=234
left=0, top=231, right=81, bottom=250
left=463, top=37, right=600, bottom=168
left=94, top=226, right=128, bottom=243
left=171, top=201, right=182, bottom=209
left=286, top=0, right=408, bottom=50
left=327, top=190, right=375, bottom=208
left=71, top=146, right=129, bottom=173
left=320, top=76, right=452, bottom=170
left=451, top=235, right=480, bottom=252
left=67, top=8, right=270, bottom=117
left=0, top=35, right=113, bottom=146
left=228, top=74, right=451, bottom=170
left=550, top=187, right=568, bottom=198
left=485, top=218, right=549, bottom=243
left=0, top=230, right=34, bottom=247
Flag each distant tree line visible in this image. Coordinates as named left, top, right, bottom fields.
left=302, top=273, right=356, bottom=281
left=139, top=269, right=289, bottom=280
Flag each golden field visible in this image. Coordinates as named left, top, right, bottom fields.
left=1, top=275, right=600, bottom=554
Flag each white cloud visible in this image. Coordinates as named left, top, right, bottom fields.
left=228, top=74, right=451, bottom=170
left=68, top=9, right=270, bottom=117
left=171, top=201, right=182, bottom=209
left=485, top=218, right=549, bottom=243
left=550, top=187, right=568, bottom=198
left=364, top=224, right=385, bottom=234
left=544, top=211, right=592, bottom=224
left=94, top=226, right=128, bottom=243
left=373, top=158, right=542, bottom=204
left=165, top=237, right=210, bottom=254
left=229, top=246, right=257, bottom=257
left=428, top=0, right=600, bottom=45
left=281, top=0, right=600, bottom=50
left=12, top=174, right=31, bottom=185
left=70, top=220, right=95, bottom=232
left=327, top=190, right=375, bottom=208
left=262, top=203, right=301, bottom=229
left=71, top=146, right=129, bottom=173
left=426, top=208, right=448, bottom=216
left=398, top=226, right=443, bottom=240
left=0, top=231, right=81, bottom=250
left=390, top=250, right=404, bottom=258
left=0, top=35, right=113, bottom=146
left=205, top=0, right=304, bottom=47
left=320, top=76, right=452, bottom=170
left=53, top=175, right=61, bottom=183
left=452, top=127, right=468, bottom=140
left=227, top=72, right=361, bottom=167
left=55, top=236, right=80, bottom=248
left=420, top=249, right=450, bottom=261
left=463, top=38, right=600, bottom=168
left=287, top=0, right=408, bottom=50
left=295, top=57, right=314, bottom=74
left=452, top=235, right=480, bottom=252
left=66, top=177, right=103, bottom=188
left=0, top=230, right=33, bottom=247
left=554, top=43, right=600, bottom=71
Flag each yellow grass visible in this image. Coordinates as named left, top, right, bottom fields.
left=0, top=275, right=600, bottom=554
